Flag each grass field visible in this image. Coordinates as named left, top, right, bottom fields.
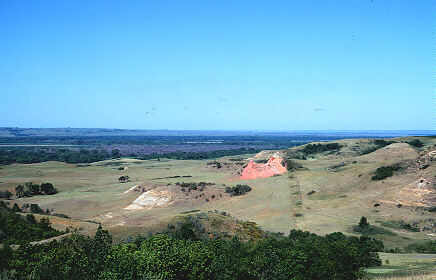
left=365, top=253, right=436, bottom=279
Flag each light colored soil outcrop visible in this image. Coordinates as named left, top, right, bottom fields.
left=125, top=189, right=172, bottom=210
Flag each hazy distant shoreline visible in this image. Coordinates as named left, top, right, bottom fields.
left=0, top=127, right=434, bottom=138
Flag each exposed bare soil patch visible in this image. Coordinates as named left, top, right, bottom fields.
left=122, top=182, right=231, bottom=210
left=234, top=156, right=287, bottom=180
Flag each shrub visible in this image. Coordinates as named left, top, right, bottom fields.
left=302, top=143, right=342, bottom=155
left=371, top=163, right=402, bottom=180
left=407, top=139, right=424, bottom=148
left=284, top=159, right=304, bottom=171
left=0, top=190, right=12, bottom=199
left=359, top=216, right=369, bottom=228
left=360, top=139, right=395, bottom=155
left=118, top=175, right=130, bottom=182
left=52, top=213, right=70, bottom=219
left=30, top=204, right=44, bottom=214
left=225, top=184, right=252, bottom=196
left=40, top=183, right=57, bottom=195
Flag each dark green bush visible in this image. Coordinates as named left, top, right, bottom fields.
left=407, top=139, right=424, bottom=148
left=371, top=163, right=402, bottom=180
left=360, top=139, right=395, bottom=155
left=302, top=143, right=342, bottom=155
left=225, top=184, right=252, bottom=196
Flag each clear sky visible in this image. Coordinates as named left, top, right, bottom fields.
left=0, top=0, right=434, bottom=131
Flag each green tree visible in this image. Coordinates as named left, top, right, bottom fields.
left=15, top=185, right=25, bottom=198
left=25, top=182, right=41, bottom=195
left=30, top=204, right=44, bottom=214
left=11, top=203, right=21, bottom=212
left=118, top=175, right=129, bottom=183
left=40, top=182, right=57, bottom=195
left=111, top=149, right=121, bottom=158
left=359, top=216, right=369, bottom=229
left=0, top=190, right=12, bottom=199
left=26, top=214, right=37, bottom=224
left=37, top=217, right=52, bottom=231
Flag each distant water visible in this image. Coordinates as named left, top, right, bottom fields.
left=0, top=127, right=434, bottom=138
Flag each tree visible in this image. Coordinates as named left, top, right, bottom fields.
left=26, top=214, right=37, bottom=224
left=11, top=203, right=22, bottom=212
left=359, top=216, right=369, bottom=229
left=41, top=183, right=57, bottom=195
left=0, top=190, right=12, bottom=199
left=15, top=185, right=25, bottom=198
left=37, top=217, right=52, bottom=231
left=111, top=149, right=121, bottom=158
left=25, top=182, right=41, bottom=195
left=30, top=204, right=44, bottom=214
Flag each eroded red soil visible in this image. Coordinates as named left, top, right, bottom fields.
left=235, top=156, right=287, bottom=180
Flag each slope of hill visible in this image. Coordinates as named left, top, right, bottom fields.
left=0, top=136, right=435, bottom=252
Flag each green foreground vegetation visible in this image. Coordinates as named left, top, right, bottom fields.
left=0, top=212, right=384, bottom=280
left=0, top=200, right=385, bottom=279
left=0, top=201, right=65, bottom=245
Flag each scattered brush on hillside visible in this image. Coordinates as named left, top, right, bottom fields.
left=406, top=139, right=424, bottom=148
left=156, top=211, right=268, bottom=241
left=375, top=220, right=420, bottom=233
left=371, top=163, right=403, bottom=180
left=283, top=158, right=305, bottom=171
left=353, top=217, right=398, bottom=238
left=404, top=240, right=436, bottom=253
left=360, top=139, right=396, bottom=155
left=282, top=142, right=343, bottom=160
left=301, top=142, right=343, bottom=155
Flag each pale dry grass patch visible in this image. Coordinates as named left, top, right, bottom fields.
left=364, top=272, right=436, bottom=280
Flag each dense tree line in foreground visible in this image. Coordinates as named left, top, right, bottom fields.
left=0, top=210, right=383, bottom=279
left=0, top=202, right=65, bottom=245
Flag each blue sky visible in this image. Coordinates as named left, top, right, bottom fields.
left=0, top=0, right=433, bottom=131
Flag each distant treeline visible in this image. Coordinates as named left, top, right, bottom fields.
left=0, top=134, right=341, bottom=146
left=138, top=147, right=262, bottom=161
left=0, top=148, right=113, bottom=165
left=0, top=147, right=263, bottom=165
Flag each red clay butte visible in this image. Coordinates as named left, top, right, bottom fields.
left=236, top=156, right=288, bottom=180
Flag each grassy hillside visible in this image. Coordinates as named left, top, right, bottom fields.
left=0, top=136, right=435, bottom=255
